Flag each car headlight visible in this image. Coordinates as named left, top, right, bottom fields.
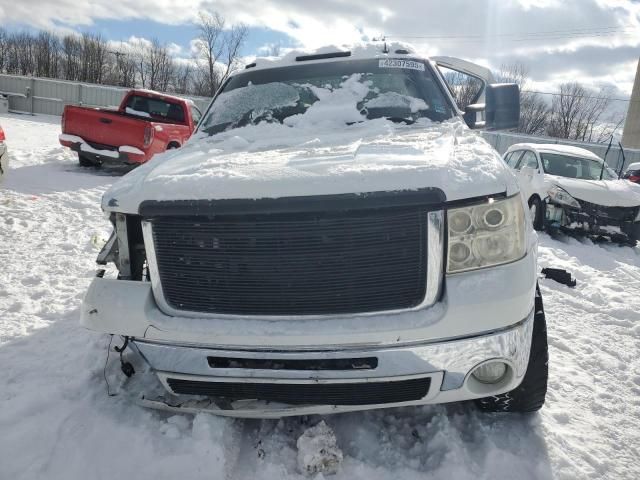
left=548, top=185, right=580, bottom=209
left=447, top=195, right=526, bottom=273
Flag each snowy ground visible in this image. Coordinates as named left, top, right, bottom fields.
left=1, top=112, right=639, bottom=480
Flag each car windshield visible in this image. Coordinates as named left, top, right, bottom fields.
left=540, top=153, right=617, bottom=180
left=200, top=58, right=456, bottom=135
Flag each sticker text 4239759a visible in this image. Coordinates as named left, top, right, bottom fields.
left=378, top=59, right=426, bottom=71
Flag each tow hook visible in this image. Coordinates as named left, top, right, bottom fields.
left=114, top=336, right=136, bottom=378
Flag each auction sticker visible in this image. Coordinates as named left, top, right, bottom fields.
left=379, top=58, right=425, bottom=71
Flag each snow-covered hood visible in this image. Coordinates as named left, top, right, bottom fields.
left=103, top=119, right=517, bottom=214
left=550, top=176, right=640, bottom=207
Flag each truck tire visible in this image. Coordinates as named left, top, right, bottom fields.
left=475, top=284, right=548, bottom=413
left=78, top=153, right=94, bottom=167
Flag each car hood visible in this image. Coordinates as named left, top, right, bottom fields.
left=103, top=119, right=517, bottom=214
left=550, top=176, right=640, bottom=207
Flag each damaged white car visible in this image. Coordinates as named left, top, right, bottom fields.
left=503, top=144, right=640, bottom=245
left=82, top=43, right=548, bottom=418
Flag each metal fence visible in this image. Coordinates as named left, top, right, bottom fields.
left=0, top=74, right=211, bottom=116
left=480, top=130, right=640, bottom=173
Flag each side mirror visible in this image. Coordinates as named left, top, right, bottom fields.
left=463, top=103, right=486, bottom=129
left=485, top=83, right=520, bottom=130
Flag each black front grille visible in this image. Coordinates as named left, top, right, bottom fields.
left=150, top=197, right=432, bottom=315
left=578, top=200, right=638, bottom=224
left=166, top=377, right=431, bottom=405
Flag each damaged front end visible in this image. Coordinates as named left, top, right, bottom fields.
left=544, top=185, right=640, bottom=244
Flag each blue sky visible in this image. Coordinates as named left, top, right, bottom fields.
left=3, top=18, right=295, bottom=58
left=1, top=0, right=638, bottom=98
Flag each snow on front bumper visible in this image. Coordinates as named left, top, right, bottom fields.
left=58, top=133, right=147, bottom=164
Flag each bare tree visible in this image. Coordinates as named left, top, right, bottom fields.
left=0, top=26, right=236, bottom=96
left=194, top=11, right=247, bottom=96
left=441, top=68, right=484, bottom=110
left=266, top=42, right=281, bottom=57
left=495, top=63, right=550, bottom=135
left=171, top=62, right=193, bottom=94
left=546, top=82, right=616, bottom=141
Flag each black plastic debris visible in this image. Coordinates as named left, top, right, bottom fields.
left=541, top=268, right=577, bottom=288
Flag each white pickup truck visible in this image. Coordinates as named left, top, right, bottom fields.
left=82, top=43, right=547, bottom=418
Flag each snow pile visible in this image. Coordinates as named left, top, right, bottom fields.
left=248, top=41, right=418, bottom=72
left=296, top=421, right=344, bottom=476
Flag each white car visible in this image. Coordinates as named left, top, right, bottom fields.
left=81, top=44, right=548, bottom=418
left=0, top=125, right=7, bottom=180
left=503, top=143, right=640, bottom=244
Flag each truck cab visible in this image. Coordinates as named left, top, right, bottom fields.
left=82, top=43, right=547, bottom=417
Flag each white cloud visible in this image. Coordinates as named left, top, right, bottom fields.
left=2, top=0, right=639, bottom=94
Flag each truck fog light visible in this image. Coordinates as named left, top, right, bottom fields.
left=450, top=242, right=471, bottom=263
left=471, top=362, right=507, bottom=384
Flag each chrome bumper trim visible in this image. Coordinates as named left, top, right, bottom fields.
left=133, top=308, right=533, bottom=392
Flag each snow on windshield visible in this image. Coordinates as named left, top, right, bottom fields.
left=201, top=71, right=439, bottom=135
left=206, top=82, right=300, bottom=129
left=363, top=91, right=428, bottom=113
left=284, top=74, right=371, bottom=128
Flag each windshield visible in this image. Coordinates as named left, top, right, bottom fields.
left=540, top=153, right=617, bottom=180
left=200, top=58, right=456, bottom=135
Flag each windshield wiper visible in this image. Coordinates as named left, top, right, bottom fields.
left=384, top=116, right=416, bottom=124
left=600, top=135, right=613, bottom=180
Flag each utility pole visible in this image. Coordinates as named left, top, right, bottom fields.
left=622, top=57, right=640, bottom=149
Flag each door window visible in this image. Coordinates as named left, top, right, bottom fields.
left=505, top=150, right=523, bottom=169
left=518, top=151, right=539, bottom=171
left=191, top=105, right=202, bottom=126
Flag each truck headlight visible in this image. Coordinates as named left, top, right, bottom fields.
left=548, top=185, right=580, bottom=209
left=447, top=195, right=526, bottom=273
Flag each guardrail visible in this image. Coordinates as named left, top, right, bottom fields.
left=0, top=74, right=211, bottom=116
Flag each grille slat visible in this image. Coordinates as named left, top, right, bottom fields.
left=151, top=200, right=429, bottom=315
left=166, top=378, right=431, bottom=405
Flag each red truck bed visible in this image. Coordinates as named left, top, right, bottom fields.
left=59, top=89, right=202, bottom=167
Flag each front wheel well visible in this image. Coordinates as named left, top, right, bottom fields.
left=528, top=193, right=542, bottom=205
left=167, top=141, right=181, bottom=149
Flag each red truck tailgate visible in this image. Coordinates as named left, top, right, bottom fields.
left=63, top=106, right=148, bottom=149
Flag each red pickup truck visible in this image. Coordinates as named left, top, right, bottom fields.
left=59, top=89, right=203, bottom=167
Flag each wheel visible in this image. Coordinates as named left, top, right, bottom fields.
left=78, top=153, right=95, bottom=167
left=528, top=197, right=544, bottom=231
left=475, top=284, right=548, bottom=413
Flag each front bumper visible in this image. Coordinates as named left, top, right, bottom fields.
left=546, top=199, right=640, bottom=241
left=83, top=247, right=537, bottom=417
left=119, top=309, right=534, bottom=418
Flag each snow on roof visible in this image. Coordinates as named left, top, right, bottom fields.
left=626, top=162, right=640, bottom=171
left=509, top=143, right=603, bottom=161
left=243, top=42, right=422, bottom=72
